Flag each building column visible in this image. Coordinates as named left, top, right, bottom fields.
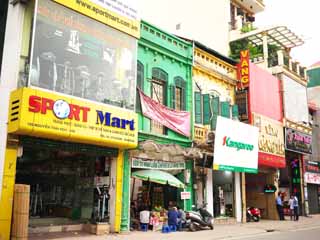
left=262, top=32, right=269, bottom=69
left=235, top=172, right=242, bottom=223
left=0, top=142, right=18, bottom=240
left=120, top=151, right=130, bottom=232
left=206, top=169, right=213, bottom=215
left=241, top=172, right=247, bottom=222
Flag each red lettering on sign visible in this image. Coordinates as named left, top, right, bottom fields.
left=29, top=95, right=41, bottom=112
left=69, top=104, right=81, bottom=121
left=41, top=98, right=54, bottom=114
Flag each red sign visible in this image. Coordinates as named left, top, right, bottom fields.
left=258, top=152, right=286, bottom=168
left=181, top=191, right=191, bottom=200
left=304, top=172, right=320, bottom=185
left=238, top=50, right=250, bottom=88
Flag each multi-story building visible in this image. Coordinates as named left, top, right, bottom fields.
left=140, top=0, right=265, bottom=56
left=230, top=22, right=311, bottom=218
left=0, top=0, right=140, bottom=238
left=126, top=20, right=195, bottom=231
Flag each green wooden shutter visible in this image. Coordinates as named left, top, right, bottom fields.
left=203, top=94, right=211, bottom=124
left=211, top=97, right=220, bottom=130
left=232, top=104, right=239, bottom=120
left=136, top=61, right=144, bottom=113
left=181, top=80, right=186, bottom=111
left=170, top=84, right=176, bottom=109
left=194, top=92, right=202, bottom=124
left=221, top=101, right=231, bottom=118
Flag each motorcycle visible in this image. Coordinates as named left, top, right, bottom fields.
left=185, top=205, right=214, bottom=231
left=246, top=207, right=261, bottom=222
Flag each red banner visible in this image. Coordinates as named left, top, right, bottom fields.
left=139, top=89, right=191, bottom=137
left=258, top=152, right=286, bottom=168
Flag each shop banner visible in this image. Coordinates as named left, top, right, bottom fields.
left=213, top=116, right=259, bottom=173
left=132, top=158, right=186, bottom=170
left=252, top=113, right=285, bottom=168
left=304, top=172, right=320, bottom=185
left=305, top=160, right=320, bottom=173
left=181, top=192, right=191, bottom=200
left=54, top=0, right=140, bottom=38
left=7, top=88, right=138, bottom=149
left=30, top=0, right=137, bottom=110
left=285, top=128, right=312, bottom=154
left=238, top=50, right=250, bottom=89
left=139, top=89, right=191, bottom=137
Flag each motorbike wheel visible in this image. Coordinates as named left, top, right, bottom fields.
left=189, top=223, right=197, bottom=232
left=210, top=224, right=214, bottom=230
left=253, top=216, right=259, bottom=222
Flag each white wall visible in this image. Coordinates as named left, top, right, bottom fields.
left=0, top=3, right=26, bottom=199
left=140, top=0, right=231, bottom=56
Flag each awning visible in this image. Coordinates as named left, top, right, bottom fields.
left=132, top=169, right=185, bottom=188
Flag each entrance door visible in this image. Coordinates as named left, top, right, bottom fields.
left=307, top=184, right=319, bottom=214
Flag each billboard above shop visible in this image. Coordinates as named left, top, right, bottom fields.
left=8, top=88, right=138, bottom=149
left=285, top=128, right=312, bottom=154
left=252, top=112, right=285, bottom=168
left=213, top=116, right=259, bottom=173
left=28, top=0, right=137, bottom=110
left=54, top=0, right=140, bottom=38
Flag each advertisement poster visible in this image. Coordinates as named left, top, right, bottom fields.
left=213, top=116, right=259, bottom=173
left=285, top=128, right=312, bottom=154
left=28, top=0, right=137, bottom=110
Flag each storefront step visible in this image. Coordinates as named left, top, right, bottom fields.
left=29, top=224, right=83, bottom=234
left=214, top=217, right=236, bottom=225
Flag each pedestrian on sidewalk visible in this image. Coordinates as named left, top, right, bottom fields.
left=288, top=195, right=294, bottom=220
left=293, top=195, right=299, bottom=221
left=276, top=192, right=285, bottom=220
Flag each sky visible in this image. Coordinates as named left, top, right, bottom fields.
left=139, top=0, right=320, bottom=67
left=256, top=0, right=320, bottom=67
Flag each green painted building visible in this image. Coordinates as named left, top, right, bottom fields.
left=121, top=20, right=194, bottom=231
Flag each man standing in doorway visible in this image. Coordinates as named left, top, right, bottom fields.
left=276, top=192, right=285, bottom=220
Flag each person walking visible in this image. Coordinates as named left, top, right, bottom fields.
left=276, top=192, right=285, bottom=220
left=293, top=195, right=299, bottom=221
left=288, top=195, right=294, bottom=220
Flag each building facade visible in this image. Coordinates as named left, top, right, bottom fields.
left=0, top=0, right=140, bottom=238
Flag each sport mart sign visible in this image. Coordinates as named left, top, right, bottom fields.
left=214, top=116, right=259, bottom=173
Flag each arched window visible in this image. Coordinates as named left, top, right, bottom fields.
left=136, top=61, right=144, bottom=112
left=171, top=76, right=186, bottom=110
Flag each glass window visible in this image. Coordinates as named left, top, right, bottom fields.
left=28, top=0, right=137, bottom=110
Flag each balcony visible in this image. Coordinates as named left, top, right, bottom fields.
left=232, top=0, right=265, bottom=14
left=194, top=125, right=208, bottom=144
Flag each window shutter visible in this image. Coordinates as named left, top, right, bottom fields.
left=221, top=101, right=231, bottom=118
left=211, top=96, right=220, bottom=130
left=232, top=104, right=239, bottom=120
left=136, top=61, right=144, bottom=112
left=170, top=84, right=176, bottom=109
left=181, top=80, right=186, bottom=111
left=194, top=92, right=202, bottom=124
left=203, top=94, right=211, bottom=124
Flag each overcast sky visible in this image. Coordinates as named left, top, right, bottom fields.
left=256, top=0, right=320, bottom=67
left=140, top=0, right=319, bottom=67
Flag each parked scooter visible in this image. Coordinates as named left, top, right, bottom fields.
left=185, top=204, right=214, bottom=231
left=246, top=207, right=261, bottom=222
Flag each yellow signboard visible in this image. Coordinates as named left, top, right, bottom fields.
left=252, top=112, right=284, bottom=157
left=8, top=88, right=138, bottom=149
left=53, top=0, right=140, bottom=38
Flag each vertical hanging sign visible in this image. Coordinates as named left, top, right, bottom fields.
left=238, top=50, right=250, bottom=89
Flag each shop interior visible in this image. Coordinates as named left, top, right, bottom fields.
left=213, top=170, right=234, bottom=217
left=130, top=169, right=185, bottom=230
left=279, top=151, right=302, bottom=215
left=15, top=137, right=116, bottom=227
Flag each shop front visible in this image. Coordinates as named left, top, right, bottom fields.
left=128, top=142, right=194, bottom=230
left=304, top=161, right=320, bottom=214
left=279, top=128, right=312, bottom=216
left=6, top=87, right=138, bottom=234
left=214, top=116, right=259, bottom=222
left=246, top=113, right=285, bottom=220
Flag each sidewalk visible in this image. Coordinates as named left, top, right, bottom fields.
left=29, top=215, right=320, bottom=240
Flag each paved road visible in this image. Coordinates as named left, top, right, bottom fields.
left=227, top=226, right=320, bottom=240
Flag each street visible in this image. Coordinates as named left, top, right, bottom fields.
left=29, top=215, right=320, bottom=240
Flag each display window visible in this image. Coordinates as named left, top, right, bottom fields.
left=27, top=0, right=137, bottom=110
